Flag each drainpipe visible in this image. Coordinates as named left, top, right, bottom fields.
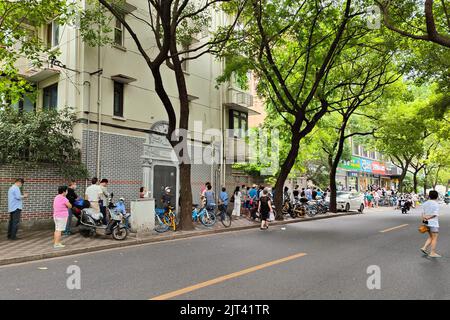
left=83, top=80, right=91, bottom=186
left=96, top=24, right=102, bottom=178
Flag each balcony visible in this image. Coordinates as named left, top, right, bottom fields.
left=18, top=55, right=60, bottom=83
left=224, top=87, right=258, bottom=114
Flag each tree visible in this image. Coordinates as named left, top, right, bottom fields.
left=83, top=0, right=245, bottom=230
left=318, top=47, right=398, bottom=212
left=216, top=0, right=383, bottom=218
left=376, top=0, right=450, bottom=48
left=0, top=0, right=74, bottom=102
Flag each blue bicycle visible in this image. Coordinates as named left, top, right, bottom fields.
left=192, top=204, right=217, bottom=227
left=154, top=208, right=170, bottom=233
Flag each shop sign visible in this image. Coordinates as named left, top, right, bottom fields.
left=360, top=158, right=373, bottom=173
left=371, top=161, right=386, bottom=175
left=339, top=156, right=361, bottom=171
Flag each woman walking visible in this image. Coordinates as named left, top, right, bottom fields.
left=232, top=186, right=241, bottom=219
left=420, top=190, right=442, bottom=258
left=258, top=188, right=273, bottom=230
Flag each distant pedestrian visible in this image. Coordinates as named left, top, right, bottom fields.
left=7, top=178, right=28, bottom=240
left=258, top=188, right=273, bottom=230
left=232, top=186, right=241, bottom=218
left=420, top=190, right=442, bottom=258
left=53, top=186, right=72, bottom=249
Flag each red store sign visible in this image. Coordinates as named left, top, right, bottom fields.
left=371, top=162, right=386, bottom=175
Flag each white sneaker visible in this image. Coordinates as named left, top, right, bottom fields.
left=429, top=253, right=442, bottom=258
left=53, top=243, right=66, bottom=249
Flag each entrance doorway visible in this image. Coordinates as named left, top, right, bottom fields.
left=153, top=165, right=177, bottom=209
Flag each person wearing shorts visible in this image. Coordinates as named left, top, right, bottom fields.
left=53, top=186, right=72, bottom=249
left=420, top=190, right=441, bottom=258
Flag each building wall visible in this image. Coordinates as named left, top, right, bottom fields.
left=0, top=164, right=85, bottom=232
left=81, top=130, right=145, bottom=206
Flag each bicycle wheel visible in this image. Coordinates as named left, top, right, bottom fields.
left=306, top=204, right=317, bottom=217
left=200, top=210, right=216, bottom=227
left=220, top=211, right=231, bottom=227
left=155, top=216, right=169, bottom=233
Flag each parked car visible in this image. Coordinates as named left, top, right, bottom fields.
left=325, top=191, right=365, bottom=213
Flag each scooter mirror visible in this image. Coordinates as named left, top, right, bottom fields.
left=110, top=192, right=114, bottom=198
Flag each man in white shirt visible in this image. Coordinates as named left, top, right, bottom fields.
left=420, top=190, right=441, bottom=258
left=85, top=177, right=102, bottom=212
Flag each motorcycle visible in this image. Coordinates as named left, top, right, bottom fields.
left=399, top=198, right=411, bottom=214
left=79, top=193, right=128, bottom=240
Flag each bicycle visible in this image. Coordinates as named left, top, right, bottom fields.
left=154, top=208, right=170, bottom=233
left=192, top=204, right=217, bottom=227
left=217, top=203, right=231, bottom=227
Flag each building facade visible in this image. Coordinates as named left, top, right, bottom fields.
left=336, top=140, right=402, bottom=191
left=9, top=0, right=259, bottom=213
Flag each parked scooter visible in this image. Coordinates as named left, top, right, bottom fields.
left=79, top=193, right=128, bottom=240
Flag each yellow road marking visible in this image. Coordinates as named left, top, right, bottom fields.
left=150, top=252, right=307, bottom=300
left=379, top=224, right=409, bottom=233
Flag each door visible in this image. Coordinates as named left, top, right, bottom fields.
left=153, top=165, right=177, bottom=209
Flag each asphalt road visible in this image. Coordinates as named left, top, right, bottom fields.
left=1, top=204, right=449, bottom=300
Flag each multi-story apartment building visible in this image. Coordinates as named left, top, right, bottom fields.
left=11, top=1, right=259, bottom=209
left=336, top=139, right=403, bottom=191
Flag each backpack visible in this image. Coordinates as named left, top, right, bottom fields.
left=230, top=194, right=235, bottom=203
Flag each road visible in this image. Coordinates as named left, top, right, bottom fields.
left=0, top=204, right=449, bottom=300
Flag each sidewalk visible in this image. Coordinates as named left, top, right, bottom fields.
left=0, top=211, right=359, bottom=266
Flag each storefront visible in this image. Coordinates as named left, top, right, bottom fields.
left=338, top=156, right=395, bottom=191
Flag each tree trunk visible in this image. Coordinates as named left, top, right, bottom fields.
left=398, top=167, right=408, bottom=193
left=413, top=171, right=418, bottom=194
left=179, top=162, right=194, bottom=230
left=329, top=121, right=347, bottom=213
left=273, top=130, right=302, bottom=220
left=170, top=39, right=194, bottom=231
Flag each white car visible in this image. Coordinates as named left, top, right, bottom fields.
left=325, top=191, right=365, bottom=213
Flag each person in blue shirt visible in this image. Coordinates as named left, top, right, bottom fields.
left=7, top=178, right=28, bottom=240
left=219, top=187, right=229, bottom=214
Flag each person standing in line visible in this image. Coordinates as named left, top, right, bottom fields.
left=300, top=188, right=306, bottom=198
left=64, top=180, right=80, bottom=236
left=232, top=186, right=242, bottom=219
left=219, top=187, right=229, bottom=217
left=241, top=184, right=248, bottom=215
left=85, top=177, right=102, bottom=212
left=7, top=178, right=28, bottom=240
left=204, top=183, right=216, bottom=209
left=53, top=186, right=72, bottom=249
left=305, top=186, right=312, bottom=201
left=420, top=190, right=442, bottom=258
left=99, top=179, right=110, bottom=226
left=258, top=188, right=273, bottom=230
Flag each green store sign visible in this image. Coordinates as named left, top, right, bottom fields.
left=339, top=156, right=361, bottom=171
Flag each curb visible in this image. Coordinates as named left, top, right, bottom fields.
left=0, top=212, right=359, bottom=266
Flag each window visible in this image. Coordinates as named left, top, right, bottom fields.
left=229, top=110, right=248, bottom=138
left=43, top=84, right=58, bottom=109
left=361, top=147, right=368, bottom=158
left=370, top=151, right=376, bottom=159
left=113, top=81, right=124, bottom=117
left=11, top=94, right=35, bottom=112
left=114, top=17, right=124, bottom=46
left=353, top=143, right=359, bottom=155
left=181, top=45, right=189, bottom=72
left=46, top=21, right=59, bottom=48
